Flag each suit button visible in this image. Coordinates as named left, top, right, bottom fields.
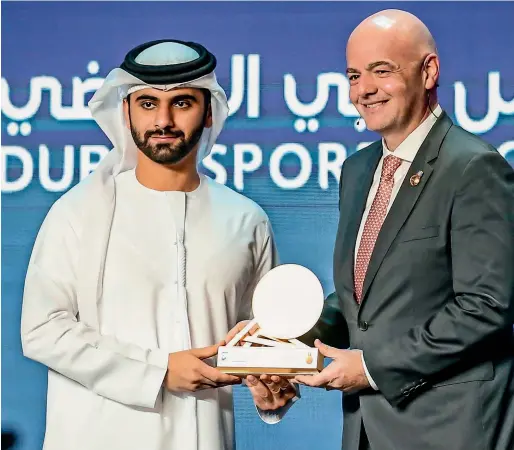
left=359, top=321, right=369, bottom=331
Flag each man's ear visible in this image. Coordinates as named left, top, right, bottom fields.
left=204, top=104, right=213, bottom=129
left=123, top=98, right=131, bottom=130
left=423, top=53, right=440, bottom=91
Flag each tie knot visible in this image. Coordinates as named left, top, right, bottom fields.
left=382, top=155, right=402, bottom=180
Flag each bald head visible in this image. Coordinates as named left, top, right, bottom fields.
left=348, top=9, right=437, bottom=60
left=346, top=10, right=440, bottom=149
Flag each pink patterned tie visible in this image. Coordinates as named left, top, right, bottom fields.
left=354, top=154, right=403, bottom=303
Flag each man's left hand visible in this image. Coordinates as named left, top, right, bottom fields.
left=295, top=339, right=370, bottom=393
left=246, top=374, right=297, bottom=411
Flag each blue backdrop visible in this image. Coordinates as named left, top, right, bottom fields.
left=2, top=1, right=514, bottom=449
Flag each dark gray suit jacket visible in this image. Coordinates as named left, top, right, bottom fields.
left=303, top=112, right=514, bottom=450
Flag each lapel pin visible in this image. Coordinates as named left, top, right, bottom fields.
left=410, top=170, right=423, bottom=187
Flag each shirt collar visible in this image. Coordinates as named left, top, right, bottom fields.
left=382, top=104, right=442, bottom=162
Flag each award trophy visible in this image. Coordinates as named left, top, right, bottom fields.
left=217, top=264, right=324, bottom=376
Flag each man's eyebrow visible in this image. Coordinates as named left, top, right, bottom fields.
left=346, top=61, right=398, bottom=74
left=134, top=94, right=159, bottom=102
left=169, top=94, right=198, bottom=103
left=366, top=61, right=398, bottom=70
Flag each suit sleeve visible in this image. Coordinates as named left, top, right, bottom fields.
left=364, top=151, right=514, bottom=407
left=21, top=201, right=169, bottom=409
left=299, top=291, right=349, bottom=348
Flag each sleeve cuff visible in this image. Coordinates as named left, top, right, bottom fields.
left=256, top=383, right=301, bottom=424
left=140, top=349, right=169, bottom=408
left=362, top=352, right=379, bottom=391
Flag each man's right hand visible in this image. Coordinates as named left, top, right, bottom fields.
left=225, top=320, right=259, bottom=344
left=164, top=342, right=242, bottom=393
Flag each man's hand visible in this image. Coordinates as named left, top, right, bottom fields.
left=225, top=320, right=259, bottom=344
left=226, top=322, right=297, bottom=410
left=246, top=375, right=297, bottom=411
left=295, top=340, right=370, bottom=393
left=165, top=342, right=242, bottom=393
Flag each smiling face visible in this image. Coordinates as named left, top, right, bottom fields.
left=123, top=87, right=212, bottom=166
left=346, top=11, right=439, bottom=147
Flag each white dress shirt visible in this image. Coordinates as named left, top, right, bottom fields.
left=357, top=105, right=443, bottom=390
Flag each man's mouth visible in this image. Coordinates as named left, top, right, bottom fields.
left=149, top=133, right=183, bottom=142
left=362, top=101, right=388, bottom=109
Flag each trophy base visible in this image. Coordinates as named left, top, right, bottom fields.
left=216, top=346, right=323, bottom=376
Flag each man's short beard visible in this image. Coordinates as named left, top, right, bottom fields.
left=131, top=120, right=205, bottom=165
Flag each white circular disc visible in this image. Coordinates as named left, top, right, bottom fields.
left=252, top=264, right=324, bottom=339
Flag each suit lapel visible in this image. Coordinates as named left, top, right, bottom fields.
left=338, top=142, right=383, bottom=291
left=359, top=113, right=453, bottom=305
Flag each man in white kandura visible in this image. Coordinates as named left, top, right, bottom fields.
left=21, top=39, right=297, bottom=450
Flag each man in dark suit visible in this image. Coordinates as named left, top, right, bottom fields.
left=296, top=9, right=514, bottom=450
